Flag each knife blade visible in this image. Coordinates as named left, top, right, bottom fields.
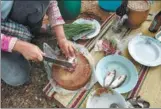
left=43, top=55, right=73, bottom=68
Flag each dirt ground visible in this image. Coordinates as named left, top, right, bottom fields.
left=1, top=1, right=109, bottom=108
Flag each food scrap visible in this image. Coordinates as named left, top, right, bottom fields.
left=66, top=57, right=77, bottom=72
left=94, top=39, right=121, bottom=55
left=94, top=88, right=113, bottom=97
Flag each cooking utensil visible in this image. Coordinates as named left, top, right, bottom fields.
left=43, top=43, right=73, bottom=68
left=43, top=55, right=73, bottom=68
left=43, top=43, right=57, bottom=59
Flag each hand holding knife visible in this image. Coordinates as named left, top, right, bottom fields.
left=43, top=55, right=73, bottom=68
left=43, top=43, right=73, bottom=68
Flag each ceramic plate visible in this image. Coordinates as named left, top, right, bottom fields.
left=128, top=35, right=161, bottom=67
left=73, top=18, right=101, bottom=40
left=95, top=55, right=138, bottom=94
left=86, top=88, right=128, bottom=108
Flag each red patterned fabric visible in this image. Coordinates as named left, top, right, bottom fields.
left=47, top=0, right=65, bottom=27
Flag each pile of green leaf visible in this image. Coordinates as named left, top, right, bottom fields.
left=64, top=23, right=94, bottom=40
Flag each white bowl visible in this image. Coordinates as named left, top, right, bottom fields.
left=86, top=88, right=128, bottom=108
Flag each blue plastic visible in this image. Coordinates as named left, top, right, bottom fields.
left=98, top=0, right=122, bottom=12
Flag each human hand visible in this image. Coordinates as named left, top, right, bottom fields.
left=58, top=39, right=76, bottom=58
left=13, top=40, right=45, bottom=62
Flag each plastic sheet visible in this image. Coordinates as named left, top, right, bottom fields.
left=43, top=43, right=97, bottom=95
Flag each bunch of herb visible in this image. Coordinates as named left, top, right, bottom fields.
left=64, top=23, right=93, bottom=40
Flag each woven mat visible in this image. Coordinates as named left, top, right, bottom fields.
left=52, top=33, right=161, bottom=108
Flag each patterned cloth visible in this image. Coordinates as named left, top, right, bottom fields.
left=1, top=19, right=33, bottom=52
left=47, top=0, right=65, bottom=27
left=1, top=19, right=34, bottom=41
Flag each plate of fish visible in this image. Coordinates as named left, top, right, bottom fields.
left=128, top=35, right=161, bottom=67
left=95, top=55, right=138, bottom=94
left=86, top=88, right=128, bottom=108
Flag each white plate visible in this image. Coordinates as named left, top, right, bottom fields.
left=86, top=88, right=128, bottom=108
left=73, top=18, right=101, bottom=40
left=128, top=35, right=161, bottom=67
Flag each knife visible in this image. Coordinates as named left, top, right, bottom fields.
left=43, top=55, right=73, bottom=68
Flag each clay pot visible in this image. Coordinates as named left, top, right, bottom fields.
left=126, top=1, right=150, bottom=29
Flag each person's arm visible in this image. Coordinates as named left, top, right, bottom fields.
left=1, top=33, right=44, bottom=62
left=46, top=0, right=75, bottom=57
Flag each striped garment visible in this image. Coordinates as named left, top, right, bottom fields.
left=1, top=19, right=34, bottom=41
left=1, top=19, right=33, bottom=52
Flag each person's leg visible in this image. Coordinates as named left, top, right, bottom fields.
left=1, top=51, right=31, bottom=86
left=1, top=19, right=33, bottom=86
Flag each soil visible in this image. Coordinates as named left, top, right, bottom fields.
left=1, top=1, right=109, bottom=108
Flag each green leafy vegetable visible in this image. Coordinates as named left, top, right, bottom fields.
left=64, top=23, right=94, bottom=40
